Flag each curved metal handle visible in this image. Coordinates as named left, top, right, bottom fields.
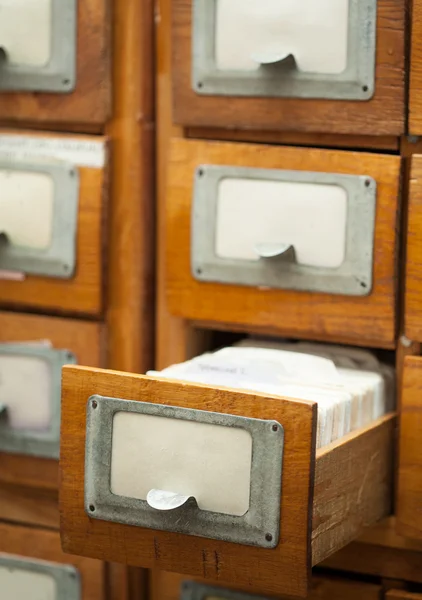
left=251, top=52, right=297, bottom=69
left=255, top=242, right=296, bottom=262
left=146, top=489, right=198, bottom=512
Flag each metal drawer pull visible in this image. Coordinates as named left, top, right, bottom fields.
left=146, top=489, right=198, bottom=512
left=251, top=52, right=297, bottom=70
left=255, top=242, right=296, bottom=262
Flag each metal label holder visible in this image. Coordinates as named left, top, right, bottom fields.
left=0, top=555, right=80, bottom=599
left=84, top=394, right=284, bottom=548
left=0, top=345, right=77, bottom=459
left=181, top=581, right=270, bottom=600
left=191, top=165, right=377, bottom=296
left=192, top=0, right=376, bottom=101
left=0, top=156, right=80, bottom=279
left=0, top=0, right=77, bottom=93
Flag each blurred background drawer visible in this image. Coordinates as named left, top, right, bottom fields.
left=171, top=0, right=406, bottom=135
left=0, top=522, right=105, bottom=600
left=0, top=310, right=104, bottom=525
left=165, top=138, right=400, bottom=348
left=405, top=155, right=422, bottom=342
left=0, top=0, right=111, bottom=131
left=409, top=0, right=422, bottom=135
left=0, top=130, right=108, bottom=317
left=150, top=571, right=383, bottom=600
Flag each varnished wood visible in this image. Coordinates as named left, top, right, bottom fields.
left=165, top=138, right=400, bottom=348
left=387, top=593, right=422, bottom=600
left=150, top=570, right=383, bottom=600
left=187, top=128, right=400, bottom=152
left=312, top=414, right=395, bottom=565
left=410, top=1, right=422, bottom=135
left=0, top=0, right=111, bottom=130
left=60, top=366, right=394, bottom=597
left=397, top=356, right=422, bottom=539
left=105, top=0, right=155, bottom=373
left=0, top=311, right=104, bottom=506
left=405, top=156, right=422, bottom=341
left=172, top=0, right=406, bottom=135
left=0, top=131, right=108, bottom=317
left=60, top=365, right=316, bottom=598
left=0, top=484, right=59, bottom=529
left=0, top=523, right=105, bottom=600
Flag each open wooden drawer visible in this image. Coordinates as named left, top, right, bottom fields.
left=0, top=521, right=105, bottom=600
left=60, top=366, right=395, bottom=599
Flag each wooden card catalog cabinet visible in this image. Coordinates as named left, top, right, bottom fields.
left=60, top=365, right=394, bottom=598
left=0, top=522, right=105, bottom=600
left=165, top=138, right=400, bottom=348
left=0, top=0, right=111, bottom=128
left=172, top=0, right=406, bottom=135
left=0, top=131, right=108, bottom=316
left=0, top=311, right=103, bottom=498
left=409, top=0, right=422, bottom=134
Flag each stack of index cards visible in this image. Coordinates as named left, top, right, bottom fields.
left=147, top=340, right=395, bottom=449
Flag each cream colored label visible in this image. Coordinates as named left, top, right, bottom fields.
left=0, top=352, right=52, bottom=430
left=0, top=136, right=106, bottom=169
left=0, top=170, right=54, bottom=250
left=0, top=0, right=53, bottom=67
left=0, top=563, right=56, bottom=600
left=111, top=412, right=253, bottom=516
left=215, top=178, right=347, bottom=269
left=215, top=0, right=349, bottom=74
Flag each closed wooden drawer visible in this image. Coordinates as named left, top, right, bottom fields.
left=397, top=356, right=422, bottom=540
left=0, top=311, right=104, bottom=499
left=409, top=1, right=422, bottom=135
left=165, top=138, right=400, bottom=348
left=151, top=571, right=383, bottom=600
left=0, top=130, right=108, bottom=316
left=171, top=0, right=406, bottom=135
left=0, top=522, right=105, bottom=600
left=0, top=0, right=111, bottom=130
left=60, top=365, right=394, bottom=599
left=405, top=156, right=422, bottom=342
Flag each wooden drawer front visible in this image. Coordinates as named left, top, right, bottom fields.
left=151, top=571, right=383, bottom=600
left=0, top=0, right=110, bottom=129
left=397, top=356, right=422, bottom=539
left=0, top=311, right=104, bottom=496
left=60, top=366, right=394, bottom=599
left=405, top=156, right=422, bottom=342
left=387, top=593, right=422, bottom=600
left=165, top=138, right=400, bottom=348
left=0, top=131, right=108, bottom=316
left=0, top=522, right=105, bottom=600
left=410, top=1, right=422, bottom=135
left=171, top=0, right=406, bottom=135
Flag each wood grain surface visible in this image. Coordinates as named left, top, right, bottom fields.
left=0, top=0, right=111, bottom=130
left=172, top=0, right=406, bottom=135
left=397, top=356, right=422, bottom=539
left=150, top=570, right=383, bottom=600
left=0, top=311, right=104, bottom=508
left=312, top=414, right=395, bottom=565
left=0, top=523, right=105, bottom=600
left=60, top=365, right=316, bottom=598
left=410, top=0, right=422, bottom=134
left=165, top=138, right=400, bottom=348
left=405, top=156, right=422, bottom=341
left=0, top=131, right=108, bottom=317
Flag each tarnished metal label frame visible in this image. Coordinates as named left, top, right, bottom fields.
left=0, top=156, right=80, bottom=279
left=181, top=581, right=270, bottom=600
left=191, top=165, right=377, bottom=296
left=0, top=345, right=77, bottom=459
left=0, top=0, right=77, bottom=93
left=192, top=0, right=376, bottom=101
left=0, top=555, right=81, bottom=599
left=84, top=394, right=284, bottom=549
